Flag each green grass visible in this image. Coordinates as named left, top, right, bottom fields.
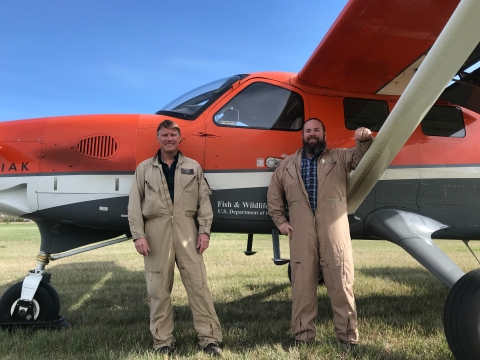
left=1, top=222, right=479, bottom=359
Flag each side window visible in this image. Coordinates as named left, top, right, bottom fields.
left=213, top=82, right=304, bottom=130
left=421, top=105, right=465, bottom=138
left=344, top=98, right=389, bottom=131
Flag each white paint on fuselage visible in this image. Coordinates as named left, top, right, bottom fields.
left=0, top=184, right=29, bottom=214
left=0, top=177, right=39, bottom=215
left=37, top=174, right=133, bottom=194
left=0, top=174, right=133, bottom=217
left=1, top=166, right=479, bottom=216
left=37, top=174, right=133, bottom=213
left=204, top=171, right=273, bottom=190
left=380, top=166, right=480, bottom=180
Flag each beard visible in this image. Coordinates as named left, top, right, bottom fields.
left=302, top=135, right=326, bottom=156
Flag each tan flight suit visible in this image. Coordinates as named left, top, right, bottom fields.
left=128, top=152, right=222, bottom=350
left=267, top=139, right=372, bottom=344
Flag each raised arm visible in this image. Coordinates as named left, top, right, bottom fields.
left=344, top=127, right=373, bottom=172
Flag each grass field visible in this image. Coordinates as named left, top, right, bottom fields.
left=1, top=223, right=479, bottom=359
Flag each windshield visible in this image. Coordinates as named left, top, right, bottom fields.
left=156, top=74, right=249, bottom=120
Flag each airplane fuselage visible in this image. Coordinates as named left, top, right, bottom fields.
left=0, top=72, right=479, bottom=254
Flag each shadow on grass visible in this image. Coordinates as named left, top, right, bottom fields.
left=358, top=266, right=446, bottom=288
left=0, top=263, right=452, bottom=359
left=355, top=266, right=450, bottom=337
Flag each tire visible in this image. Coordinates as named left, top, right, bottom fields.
left=0, top=281, right=60, bottom=324
left=41, top=281, right=61, bottom=316
left=444, top=268, right=480, bottom=360
left=287, top=263, right=325, bottom=286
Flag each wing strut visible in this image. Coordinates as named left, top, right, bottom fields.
left=347, top=0, right=480, bottom=214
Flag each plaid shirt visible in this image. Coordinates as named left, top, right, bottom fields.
left=158, top=151, right=179, bottom=204
left=301, top=151, right=319, bottom=213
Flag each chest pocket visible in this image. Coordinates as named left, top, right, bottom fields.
left=145, top=180, right=158, bottom=193
left=142, top=178, right=168, bottom=218
left=180, top=172, right=198, bottom=213
left=318, top=159, right=336, bottom=176
left=284, top=165, right=306, bottom=204
left=320, top=159, right=347, bottom=199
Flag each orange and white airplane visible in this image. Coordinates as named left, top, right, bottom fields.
left=1, top=0, right=480, bottom=358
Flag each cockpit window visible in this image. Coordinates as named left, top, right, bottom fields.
left=213, top=82, right=304, bottom=131
left=156, top=74, right=249, bottom=120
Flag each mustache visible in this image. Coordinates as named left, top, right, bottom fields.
left=302, top=136, right=326, bottom=156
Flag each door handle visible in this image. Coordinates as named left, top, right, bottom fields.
left=192, top=132, right=221, bottom=138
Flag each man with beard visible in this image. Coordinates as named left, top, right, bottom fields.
left=267, top=118, right=372, bottom=346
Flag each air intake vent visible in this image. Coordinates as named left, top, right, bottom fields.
left=76, top=135, right=118, bottom=159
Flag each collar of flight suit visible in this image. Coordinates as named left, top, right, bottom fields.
left=152, top=150, right=185, bottom=168
left=286, top=148, right=333, bottom=211
left=150, top=150, right=186, bottom=212
left=286, top=149, right=313, bottom=209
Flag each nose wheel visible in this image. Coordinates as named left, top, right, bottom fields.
left=0, top=281, right=62, bottom=328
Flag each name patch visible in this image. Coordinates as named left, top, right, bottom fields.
left=181, top=168, right=194, bottom=175
left=320, top=159, right=334, bottom=164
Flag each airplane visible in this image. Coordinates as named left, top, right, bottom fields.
left=1, top=0, right=480, bottom=358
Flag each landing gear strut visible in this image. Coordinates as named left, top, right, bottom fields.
left=0, top=281, right=62, bottom=326
left=0, top=234, right=130, bottom=330
left=0, top=252, right=68, bottom=330
left=271, top=229, right=289, bottom=265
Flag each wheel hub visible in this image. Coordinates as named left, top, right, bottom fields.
left=10, top=299, right=40, bottom=320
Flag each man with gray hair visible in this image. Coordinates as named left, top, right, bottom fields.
left=128, top=119, right=222, bottom=357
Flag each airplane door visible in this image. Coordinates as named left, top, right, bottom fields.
left=203, top=79, right=308, bottom=225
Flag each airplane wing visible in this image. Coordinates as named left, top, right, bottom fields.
left=345, top=0, right=480, bottom=213
left=298, top=0, right=460, bottom=95
left=439, top=42, right=480, bottom=114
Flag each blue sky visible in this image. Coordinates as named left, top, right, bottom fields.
left=0, top=1, right=348, bottom=122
